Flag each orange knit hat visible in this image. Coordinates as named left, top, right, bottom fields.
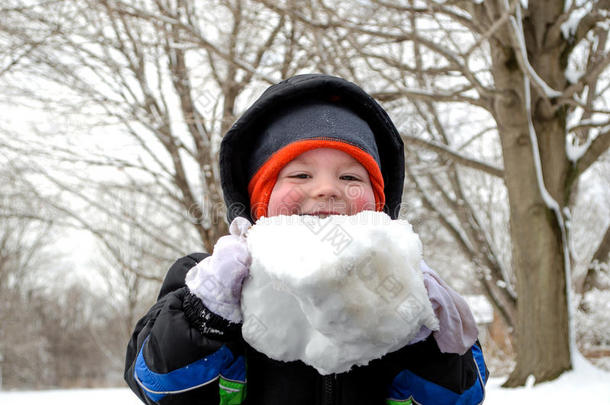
left=248, top=139, right=385, bottom=220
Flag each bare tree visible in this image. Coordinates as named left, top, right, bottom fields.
left=0, top=0, right=314, bottom=255
left=0, top=163, right=143, bottom=387
left=0, top=163, right=60, bottom=387
left=257, top=0, right=610, bottom=385
left=0, top=1, right=315, bottom=386
left=94, top=186, right=175, bottom=333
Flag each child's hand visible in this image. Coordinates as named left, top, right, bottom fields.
left=185, top=216, right=252, bottom=323
left=419, top=262, right=478, bottom=354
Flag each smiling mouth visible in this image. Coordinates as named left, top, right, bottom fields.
left=301, top=211, right=343, bottom=218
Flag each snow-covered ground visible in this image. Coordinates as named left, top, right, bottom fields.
left=0, top=388, right=142, bottom=405
left=483, top=355, right=610, bottom=404
left=1, top=357, right=608, bottom=405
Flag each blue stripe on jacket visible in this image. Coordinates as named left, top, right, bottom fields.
left=387, top=345, right=486, bottom=405
left=472, top=344, right=487, bottom=384
left=221, top=354, right=247, bottom=383
left=134, top=338, right=242, bottom=401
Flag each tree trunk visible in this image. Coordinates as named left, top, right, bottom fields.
left=497, top=95, right=572, bottom=386
left=489, top=6, right=572, bottom=384
left=500, top=127, right=571, bottom=386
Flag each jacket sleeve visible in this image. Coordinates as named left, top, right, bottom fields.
left=124, top=253, right=247, bottom=405
left=383, top=337, right=488, bottom=405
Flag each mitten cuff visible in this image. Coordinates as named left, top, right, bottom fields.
left=183, top=288, right=242, bottom=341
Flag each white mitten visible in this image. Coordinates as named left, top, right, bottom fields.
left=186, top=216, right=252, bottom=323
left=419, top=261, right=478, bottom=354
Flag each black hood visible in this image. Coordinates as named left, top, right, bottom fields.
left=219, top=74, right=404, bottom=223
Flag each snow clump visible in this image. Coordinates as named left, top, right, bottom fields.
left=241, top=211, right=439, bottom=374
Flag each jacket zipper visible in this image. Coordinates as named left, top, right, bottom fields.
left=322, top=374, right=337, bottom=405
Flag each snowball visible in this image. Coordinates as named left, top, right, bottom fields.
left=241, top=211, right=439, bottom=375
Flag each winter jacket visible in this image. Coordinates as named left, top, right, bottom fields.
left=125, top=253, right=488, bottom=405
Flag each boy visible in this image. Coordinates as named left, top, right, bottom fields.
left=125, top=74, right=488, bottom=404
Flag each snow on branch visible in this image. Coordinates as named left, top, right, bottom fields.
left=523, top=68, right=576, bottom=361
left=562, top=52, right=610, bottom=104
left=566, top=134, right=594, bottom=163
left=561, top=2, right=609, bottom=46
left=569, top=118, right=610, bottom=133
left=566, top=116, right=610, bottom=163
left=516, top=0, right=576, bottom=356
left=559, top=1, right=593, bottom=39
left=506, top=2, right=563, bottom=100
left=502, top=0, right=579, bottom=360
left=513, top=4, right=566, bottom=235
left=402, top=134, right=504, bottom=178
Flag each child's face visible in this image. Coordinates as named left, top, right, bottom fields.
left=267, top=148, right=376, bottom=218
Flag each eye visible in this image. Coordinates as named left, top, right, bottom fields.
left=340, top=174, right=361, bottom=181
left=289, top=173, right=310, bottom=179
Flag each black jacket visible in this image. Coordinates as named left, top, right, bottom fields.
left=125, top=254, right=487, bottom=405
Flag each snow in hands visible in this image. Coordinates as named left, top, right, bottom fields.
left=241, top=211, right=439, bottom=375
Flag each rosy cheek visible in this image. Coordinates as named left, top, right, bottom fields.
left=348, top=190, right=376, bottom=214
left=352, top=198, right=374, bottom=213
left=268, top=186, right=305, bottom=216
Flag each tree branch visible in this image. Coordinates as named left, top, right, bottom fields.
left=506, top=2, right=562, bottom=103
left=572, top=3, right=610, bottom=46
left=561, top=51, right=610, bottom=105
left=576, top=130, right=610, bottom=174
left=580, top=226, right=610, bottom=294
left=373, top=89, right=490, bottom=110
left=110, top=0, right=278, bottom=84
left=402, top=134, right=505, bottom=178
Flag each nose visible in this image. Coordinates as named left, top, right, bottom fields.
left=311, top=174, right=341, bottom=200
